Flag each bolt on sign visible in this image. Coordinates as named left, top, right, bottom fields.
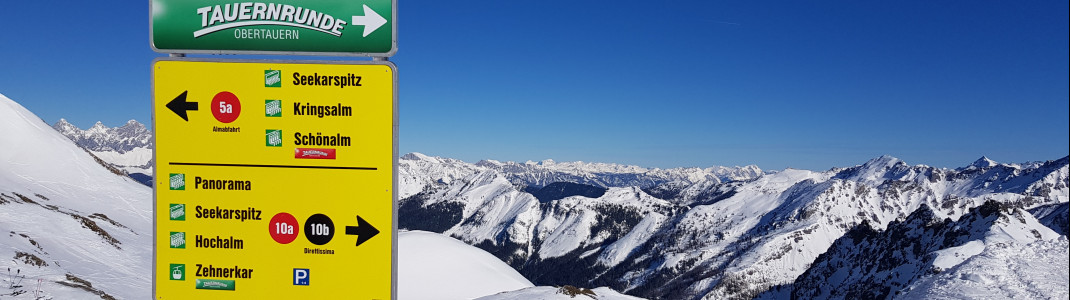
left=151, top=0, right=396, bottom=56
left=153, top=59, right=397, bottom=299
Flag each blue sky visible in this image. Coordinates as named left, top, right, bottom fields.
left=1, top=1, right=1067, bottom=171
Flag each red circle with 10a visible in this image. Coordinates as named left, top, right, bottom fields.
left=269, top=212, right=299, bottom=244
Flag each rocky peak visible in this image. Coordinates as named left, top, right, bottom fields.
left=51, top=118, right=79, bottom=135
left=87, top=121, right=108, bottom=134
left=968, top=156, right=999, bottom=169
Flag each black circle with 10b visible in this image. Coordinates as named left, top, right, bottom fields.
left=304, top=213, right=335, bottom=245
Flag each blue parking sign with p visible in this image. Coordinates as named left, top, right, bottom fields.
left=294, top=268, right=310, bottom=286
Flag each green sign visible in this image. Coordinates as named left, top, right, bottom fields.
left=169, top=173, right=185, bottom=190
left=196, top=279, right=236, bottom=291
left=169, top=204, right=185, bottom=221
left=169, top=264, right=185, bottom=281
left=169, top=232, right=185, bottom=249
left=151, top=0, right=395, bottom=56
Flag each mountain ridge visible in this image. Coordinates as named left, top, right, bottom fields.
left=398, top=152, right=1068, bottom=299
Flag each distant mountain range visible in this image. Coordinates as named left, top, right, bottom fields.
left=42, top=115, right=1070, bottom=299
left=52, top=119, right=152, bottom=153
left=52, top=119, right=153, bottom=185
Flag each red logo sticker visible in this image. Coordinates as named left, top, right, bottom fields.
left=295, top=148, right=337, bottom=159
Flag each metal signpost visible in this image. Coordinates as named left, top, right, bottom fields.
left=150, top=1, right=397, bottom=299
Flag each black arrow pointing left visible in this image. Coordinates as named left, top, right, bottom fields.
left=345, top=216, right=380, bottom=247
left=166, top=91, right=198, bottom=121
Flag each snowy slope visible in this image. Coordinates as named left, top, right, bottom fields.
left=399, top=231, right=649, bottom=300
left=1, top=93, right=152, bottom=299
left=399, top=230, right=533, bottom=300
left=786, top=201, right=1062, bottom=299
left=899, top=236, right=1069, bottom=299
left=87, top=147, right=153, bottom=175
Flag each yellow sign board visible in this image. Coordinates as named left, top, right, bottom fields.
left=153, top=59, right=396, bottom=299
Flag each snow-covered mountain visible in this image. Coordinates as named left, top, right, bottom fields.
left=52, top=119, right=153, bottom=185
left=1, top=93, right=151, bottom=299
left=398, top=152, right=1069, bottom=299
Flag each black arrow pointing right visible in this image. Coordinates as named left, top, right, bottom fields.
left=165, top=91, right=198, bottom=121
left=345, top=216, right=380, bottom=247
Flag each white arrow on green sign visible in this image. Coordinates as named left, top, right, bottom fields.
left=151, top=0, right=395, bottom=56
